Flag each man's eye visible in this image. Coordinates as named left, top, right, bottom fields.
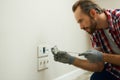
left=78, top=19, right=83, bottom=23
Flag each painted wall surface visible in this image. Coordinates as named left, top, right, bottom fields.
left=0, top=0, right=89, bottom=80
left=96, top=0, right=120, bottom=9
left=1, top=0, right=119, bottom=80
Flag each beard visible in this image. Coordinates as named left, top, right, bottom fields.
left=87, top=19, right=97, bottom=34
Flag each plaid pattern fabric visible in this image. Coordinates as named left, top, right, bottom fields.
left=90, top=9, right=120, bottom=79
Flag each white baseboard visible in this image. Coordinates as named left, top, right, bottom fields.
left=54, top=69, right=86, bottom=80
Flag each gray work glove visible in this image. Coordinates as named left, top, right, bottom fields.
left=79, top=49, right=103, bottom=63
left=51, top=49, right=75, bottom=64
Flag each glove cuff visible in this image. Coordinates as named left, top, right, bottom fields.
left=69, top=56, right=75, bottom=64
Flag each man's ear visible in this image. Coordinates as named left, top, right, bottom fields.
left=89, top=9, right=97, bottom=18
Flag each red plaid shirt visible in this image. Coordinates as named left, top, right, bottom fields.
left=90, top=9, right=120, bottom=79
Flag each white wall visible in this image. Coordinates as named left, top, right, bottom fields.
left=0, top=0, right=89, bottom=80
left=96, top=0, right=120, bottom=9
left=1, top=0, right=119, bottom=80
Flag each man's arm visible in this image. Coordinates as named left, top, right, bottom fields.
left=80, top=48, right=120, bottom=66
left=103, top=53, right=120, bottom=66
left=97, top=47, right=120, bottom=66
left=51, top=46, right=105, bottom=72
left=73, top=47, right=104, bottom=72
left=89, top=47, right=120, bottom=65
left=73, top=58, right=104, bottom=72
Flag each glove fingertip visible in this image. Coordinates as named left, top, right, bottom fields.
left=78, top=53, right=86, bottom=56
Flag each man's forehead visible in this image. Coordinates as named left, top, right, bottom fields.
left=74, top=6, right=82, bottom=15
left=74, top=7, right=83, bottom=21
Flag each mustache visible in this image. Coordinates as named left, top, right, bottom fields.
left=83, top=27, right=89, bottom=30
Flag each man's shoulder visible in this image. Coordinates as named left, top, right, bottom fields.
left=105, top=9, right=120, bottom=15
left=105, top=9, right=120, bottom=12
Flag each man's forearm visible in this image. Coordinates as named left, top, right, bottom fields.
left=72, top=58, right=104, bottom=72
left=103, top=53, right=120, bottom=66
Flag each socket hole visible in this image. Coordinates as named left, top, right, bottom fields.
left=43, top=47, right=45, bottom=53
left=43, top=61, right=45, bottom=64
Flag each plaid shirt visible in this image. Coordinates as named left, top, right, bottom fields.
left=90, top=9, right=120, bottom=79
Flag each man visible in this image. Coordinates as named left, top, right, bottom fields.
left=51, top=0, right=120, bottom=80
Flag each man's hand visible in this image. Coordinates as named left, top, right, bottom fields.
left=51, top=48, right=75, bottom=64
left=79, top=49, right=103, bottom=63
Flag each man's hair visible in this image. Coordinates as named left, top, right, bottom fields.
left=72, top=0, right=104, bottom=16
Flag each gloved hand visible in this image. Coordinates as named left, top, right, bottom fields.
left=51, top=48, right=75, bottom=64
left=79, top=49, right=103, bottom=63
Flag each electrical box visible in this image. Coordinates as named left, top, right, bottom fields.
left=37, top=44, right=51, bottom=71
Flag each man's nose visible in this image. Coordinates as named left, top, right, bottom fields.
left=79, top=24, right=84, bottom=29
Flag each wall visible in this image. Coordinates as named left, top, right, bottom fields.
left=0, top=0, right=89, bottom=80
left=96, top=0, right=120, bottom=9
left=1, top=0, right=119, bottom=80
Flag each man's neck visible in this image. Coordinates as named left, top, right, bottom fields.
left=97, top=13, right=108, bottom=29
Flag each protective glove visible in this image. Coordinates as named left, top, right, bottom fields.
left=79, top=49, right=103, bottom=63
left=51, top=47, right=75, bottom=64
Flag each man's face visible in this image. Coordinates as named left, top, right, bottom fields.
left=74, top=6, right=97, bottom=34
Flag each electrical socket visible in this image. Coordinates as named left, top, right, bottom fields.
left=37, top=44, right=50, bottom=58
left=37, top=57, right=49, bottom=71
left=37, top=43, right=52, bottom=71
